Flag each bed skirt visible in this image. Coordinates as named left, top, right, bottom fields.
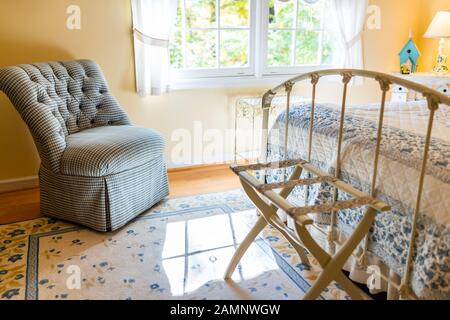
left=39, top=155, right=169, bottom=232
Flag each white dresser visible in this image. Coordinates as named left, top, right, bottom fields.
left=391, top=72, right=450, bottom=102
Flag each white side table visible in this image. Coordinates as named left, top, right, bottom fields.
left=234, top=95, right=308, bottom=163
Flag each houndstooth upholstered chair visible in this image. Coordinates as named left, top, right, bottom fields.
left=0, top=60, right=169, bottom=232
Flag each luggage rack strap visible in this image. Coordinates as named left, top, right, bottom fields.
left=232, top=161, right=391, bottom=213
left=230, top=159, right=307, bottom=173
left=287, top=196, right=378, bottom=216
left=257, top=175, right=337, bottom=192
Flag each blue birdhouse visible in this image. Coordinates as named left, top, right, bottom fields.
left=399, top=32, right=421, bottom=74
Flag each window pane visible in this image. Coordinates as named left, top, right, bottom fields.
left=186, top=0, right=217, bottom=28
left=174, top=0, right=183, bottom=28
left=170, top=29, right=183, bottom=69
left=267, top=30, right=293, bottom=66
left=220, top=0, right=249, bottom=27
left=220, top=30, right=249, bottom=67
left=268, top=0, right=295, bottom=29
left=321, top=31, right=333, bottom=64
left=295, top=30, right=319, bottom=65
left=297, top=0, right=323, bottom=30
left=186, top=30, right=217, bottom=68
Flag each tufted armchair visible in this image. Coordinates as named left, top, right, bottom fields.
left=0, top=60, right=169, bottom=231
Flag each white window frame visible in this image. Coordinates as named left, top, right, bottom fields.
left=171, top=0, right=257, bottom=80
left=170, top=0, right=339, bottom=88
left=260, top=0, right=336, bottom=76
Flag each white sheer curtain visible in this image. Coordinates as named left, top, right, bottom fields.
left=131, top=0, right=177, bottom=96
left=332, top=0, right=368, bottom=70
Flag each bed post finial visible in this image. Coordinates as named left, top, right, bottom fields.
left=262, top=89, right=276, bottom=109
left=375, top=76, right=392, bottom=92
left=284, top=80, right=294, bottom=93
left=310, top=73, right=320, bottom=85
left=341, top=72, right=353, bottom=84
left=423, top=93, right=440, bottom=111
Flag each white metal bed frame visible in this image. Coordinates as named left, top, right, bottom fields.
left=224, top=69, right=450, bottom=300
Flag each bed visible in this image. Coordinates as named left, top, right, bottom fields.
left=225, top=69, right=450, bottom=300
left=265, top=100, right=449, bottom=299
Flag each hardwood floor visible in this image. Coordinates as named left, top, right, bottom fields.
left=168, top=164, right=241, bottom=197
left=0, top=164, right=241, bottom=225
left=0, top=188, right=40, bottom=224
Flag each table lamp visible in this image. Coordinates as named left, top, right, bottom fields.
left=424, top=10, right=450, bottom=74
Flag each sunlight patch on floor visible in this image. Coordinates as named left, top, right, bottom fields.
left=161, top=210, right=280, bottom=296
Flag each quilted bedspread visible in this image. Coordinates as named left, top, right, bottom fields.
left=265, top=100, right=449, bottom=299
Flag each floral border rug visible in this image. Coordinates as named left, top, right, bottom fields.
left=0, top=190, right=349, bottom=300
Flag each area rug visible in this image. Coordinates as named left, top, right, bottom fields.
left=0, top=190, right=349, bottom=300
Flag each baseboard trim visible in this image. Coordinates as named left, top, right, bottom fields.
left=167, top=162, right=230, bottom=173
left=0, top=176, right=39, bottom=193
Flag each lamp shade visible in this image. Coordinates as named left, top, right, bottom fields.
left=424, top=10, right=450, bottom=38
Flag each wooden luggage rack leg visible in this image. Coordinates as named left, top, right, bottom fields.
left=224, top=164, right=310, bottom=279
left=294, top=207, right=376, bottom=300
left=224, top=160, right=390, bottom=300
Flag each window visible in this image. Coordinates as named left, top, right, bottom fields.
left=264, top=0, right=340, bottom=73
left=170, top=0, right=255, bottom=78
left=170, top=0, right=340, bottom=81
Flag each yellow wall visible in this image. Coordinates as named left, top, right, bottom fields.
left=0, top=0, right=444, bottom=181
left=417, top=0, right=450, bottom=72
